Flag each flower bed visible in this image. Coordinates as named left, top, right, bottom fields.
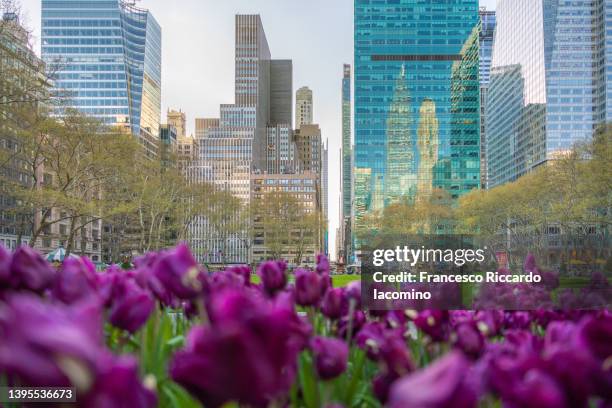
left=0, top=243, right=610, bottom=407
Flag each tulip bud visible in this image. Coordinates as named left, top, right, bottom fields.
left=257, top=260, right=287, bottom=295
left=311, top=336, right=348, bottom=380
left=294, top=268, right=321, bottom=306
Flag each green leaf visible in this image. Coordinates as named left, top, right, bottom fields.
left=298, top=351, right=320, bottom=408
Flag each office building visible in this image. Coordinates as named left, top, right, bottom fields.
left=0, top=12, right=45, bottom=249
left=487, top=0, right=612, bottom=187
left=321, top=139, right=328, bottom=255
left=251, top=172, right=320, bottom=267
left=294, top=124, right=322, bottom=174
left=159, top=123, right=178, bottom=169
left=41, top=0, right=162, bottom=156
left=295, top=86, right=313, bottom=128
left=195, top=118, right=219, bottom=139
left=479, top=8, right=495, bottom=188
left=189, top=15, right=295, bottom=264
left=167, top=109, right=186, bottom=138
left=354, top=0, right=481, bottom=224
left=340, top=63, right=353, bottom=263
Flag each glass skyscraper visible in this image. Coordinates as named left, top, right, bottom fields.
left=41, top=0, right=161, bottom=144
left=487, top=0, right=612, bottom=188
left=479, top=8, right=495, bottom=188
left=354, top=0, right=480, bottom=221
left=340, top=64, right=353, bottom=262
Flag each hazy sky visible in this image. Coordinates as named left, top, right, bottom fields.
left=19, top=0, right=496, bottom=259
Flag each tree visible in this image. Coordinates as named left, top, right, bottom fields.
left=458, top=128, right=612, bottom=269
left=251, top=190, right=322, bottom=265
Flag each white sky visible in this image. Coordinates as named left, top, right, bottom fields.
left=19, top=0, right=497, bottom=260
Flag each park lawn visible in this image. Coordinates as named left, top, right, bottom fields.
left=250, top=273, right=360, bottom=287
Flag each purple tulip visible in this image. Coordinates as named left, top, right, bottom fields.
left=53, top=257, right=99, bottom=305
left=513, top=369, right=568, bottom=408
left=578, top=314, right=612, bottom=362
left=321, top=287, right=345, bottom=319
left=379, top=334, right=413, bottom=377
left=171, top=287, right=309, bottom=407
left=0, top=294, right=103, bottom=388
left=316, top=253, right=330, bottom=275
left=135, top=264, right=175, bottom=306
left=82, top=354, right=157, bottom=408
left=388, top=350, right=477, bottom=408
left=310, top=336, right=348, bottom=380
left=356, top=322, right=386, bottom=360
left=524, top=253, right=537, bottom=273
left=108, top=276, right=155, bottom=333
left=0, top=244, right=10, bottom=285
left=226, top=265, right=252, bottom=285
left=153, top=243, right=203, bottom=299
left=452, top=322, right=484, bottom=358
left=413, top=310, right=450, bottom=342
left=294, top=268, right=321, bottom=306
left=257, top=260, right=287, bottom=295
left=344, top=280, right=361, bottom=306
left=10, top=245, right=56, bottom=293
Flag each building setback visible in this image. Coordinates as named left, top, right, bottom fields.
left=295, top=86, right=313, bottom=128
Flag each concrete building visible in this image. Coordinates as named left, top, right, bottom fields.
left=294, top=124, right=322, bottom=174
left=188, top=15, right=294, bottom=265
left=194, top=118, right=219, bottom=139
left=159, top=124, right=178, bottom=169
left=0, top=12, right=44, bottom=249
left=250, top=172, right=320, bottom=267
left=167, top=109, right=186, bottom=138
left=295, top=86, right=313, bottom=128
left=321, top=139, right=328, bottom=255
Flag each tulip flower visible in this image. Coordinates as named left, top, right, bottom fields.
left=153, top=243, right=203, bottom=299
left=108, top=277, right=155, bottom=333
left=10, top=245, right=56, bottom=293
left=310, top=336, right=348, bottom=380
left=257, top=260, right=287, bottom=295
left=53, top=257, right=99, bottom=305
left=321, top=287, right=345, bottom=319
left=388, top=350, right=477, bottom=408
left=294, top=268, right=322, bottom=306
left=315, top=253, right=330, bottom=275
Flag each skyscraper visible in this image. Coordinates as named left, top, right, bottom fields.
left=340, top=64, right=353, bottom=263
left=479, top=8, right=495, bottom=188
left=189, top=15, right=296, bottom=264
left=41, top=0, right=162, bottom=154
left=353, top=0, right=480, bottom=223
left=486, top=0, right=612, bottom=188
left=321, top=139, right=329, bottom=255
left=295, top=86, right=313, bottom=128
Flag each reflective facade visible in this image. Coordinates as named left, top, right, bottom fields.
left=341, top=64, right=353, bottom=262
left=354, top=0, right=480, bottom=220
left=479, top=9, right=495, bottom=187
left=41, top=0, right=161, bottom=141
left=487, top=0, right=612, bottom=188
